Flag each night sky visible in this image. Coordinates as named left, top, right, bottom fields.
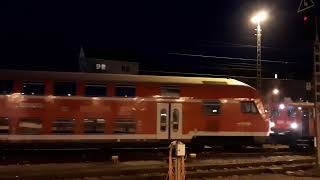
left=0, top=0, right=318, bottom=80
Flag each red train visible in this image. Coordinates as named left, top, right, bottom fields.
left=268, top=102, right=315, bottom=148
left=0, top=70, right=269, bottom=148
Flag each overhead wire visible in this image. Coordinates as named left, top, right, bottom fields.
left=169, top=52, right=295, bottom=64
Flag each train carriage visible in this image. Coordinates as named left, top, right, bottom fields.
left=268, top=102, right=315, bottom=148
left=0, top=70, right=269, bottom=148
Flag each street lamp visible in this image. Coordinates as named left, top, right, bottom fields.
left=251, top=11, right=268, bottom=92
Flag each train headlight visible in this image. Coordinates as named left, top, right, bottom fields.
left=290, top=122, right=298, bottom=129
left=270, top=122, right=275, bottom=128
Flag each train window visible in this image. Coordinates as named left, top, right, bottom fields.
left=115, top=85, right=135, bottom=97
left=84, top=118, right=105, bottom=133
left=0, top=80, right=13, bottom=94
left=0, top=117, right=9, bottom=134
left=52, top=118, right=75, bottom=134
left=161, top=86, right=180, bottom=97
left=241, top=101, right=258, bottom=114
left=172, top=109, right=179, bottom=132
left=160, top=109, right=167, bottom=132
left=22, top=82, right=45, bottom=95
left=202, top=100, right=221, bottom=115
left=113, top=118, right=136, bottom=134
left=85, top=84, right=106, bottom=97
left=17, top=118, right=42, bottom=134
left=54, top=82, right=76, bottom=96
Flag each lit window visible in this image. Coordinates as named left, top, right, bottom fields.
left=101, top=64, right=106, bottom=70
left=84, top=118, right=105, bottom=133
left=203, top=100, right=221, bottom=115
left=241, top=101, right=258, bottom=114
left=22, top=82, right=45, bottom=95
left=0, top=80, right=13, bottom=94
left=161, top=86, right=180, bottom=97
left=115, top=84, right=135, bottom=97
left=54, top=82, right=76, bottom=96
left=17, top=118, right=42, bottom=134
left=85, top=84, right=106, bottom=97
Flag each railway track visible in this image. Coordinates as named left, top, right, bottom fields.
left=0, top=155, right=315, bottom=180
left=0, top=146, right=313, bottom=165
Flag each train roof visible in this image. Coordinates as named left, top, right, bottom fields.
left=0, top=70, right=251, bottom=87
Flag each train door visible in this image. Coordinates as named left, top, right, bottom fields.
left=156, top=103, right=182, bottom=140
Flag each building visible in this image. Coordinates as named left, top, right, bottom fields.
left=79, top=47, right=139, bottom=74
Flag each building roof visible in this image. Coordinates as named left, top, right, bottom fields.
left=0, top=70, right=251, bottom=87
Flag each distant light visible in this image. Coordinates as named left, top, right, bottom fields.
left=279, top=104, right=285, bottom=110
left=274, top=74, right=278, bottom=79
left=298, top=106, right=302, bottom=110
left=67, top=94, right=71, bottom=96
left=21, top=93, right=24, bottom=95
left=212, top=109, right=218, bottom=113
left=31, top=92, right=34, bottom=95
left=272, top=88, right=279, bottom=95
left=265, top=109, right=268, bottom=113
left=290, top=122, right=298, bottom=129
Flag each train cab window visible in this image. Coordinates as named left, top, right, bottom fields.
left=287, top=106, right=296, bottom=117
left=115, top=84, right=135, bottom=97
left=0, top=117, right=9, bottom=134
left=84, top=118, right=105, bottom=133
left=52, top=118, right=75, bottom=134
left=202, top=100, right=221, bottom=115
left=113, top=118, right=136, bottom=134
left=241, top=101, right=258, bottom=114
left=17, top=118, right=42, bottom=134
left=85, top=84, right=106, bottom=97
left=54, top=82, right=76, bottom=96
left=271, top=109, right=280, bottom=117
left=0, top=80, right=13, bottom=94
left=161, top=86, right=180, bottom=97
left=22, top=82, right=45, bottom=95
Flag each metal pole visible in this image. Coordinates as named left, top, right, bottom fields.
left=314, top=15, right=320, bottom=166
left=256, top=22, right=262, bottom=92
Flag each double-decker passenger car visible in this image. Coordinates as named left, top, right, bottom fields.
left=269, top=102, right=315, bottom=148
left=0, top=70, right=269, bottom=148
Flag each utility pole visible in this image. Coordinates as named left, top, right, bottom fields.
left=251, top=11, right=267, bottom=92
left=256, top=22, right=262, bottom=92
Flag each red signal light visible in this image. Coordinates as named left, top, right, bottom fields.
left=303, top=16, right=308, bottom=21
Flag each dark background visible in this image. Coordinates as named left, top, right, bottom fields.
left=0, top=0, right=317, bottom=80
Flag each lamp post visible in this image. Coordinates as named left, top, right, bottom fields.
left=251, top=11, right=268, bottom=92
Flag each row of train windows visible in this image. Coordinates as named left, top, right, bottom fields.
left=203, top=101, right=258, bottom=115
left=0, top=81, right=180, bottom=97
left=0, top=117, right=136, bottom=134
